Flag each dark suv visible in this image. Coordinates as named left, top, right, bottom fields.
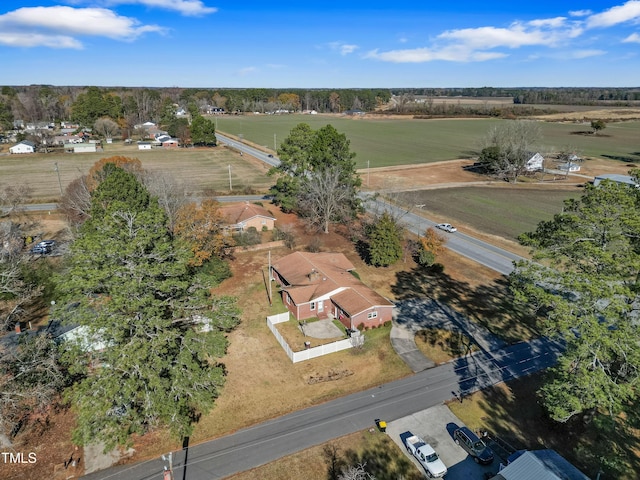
left=453, top=427, right=494, bottom=464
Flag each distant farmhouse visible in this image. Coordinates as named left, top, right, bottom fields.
left=9, top=140, right=35, bottom=154
left=525, top=152, right=544, bottom=172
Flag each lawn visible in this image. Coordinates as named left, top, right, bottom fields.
left=227, top=429, right=424, bottom=480
left=215, top=113, right=640, bottom=169
left=0, top=142, right=273, bottom=202
left=396, top=185, right=582, bottom=241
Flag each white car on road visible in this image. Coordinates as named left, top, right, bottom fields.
left=436, top=223, right=457, bottom=233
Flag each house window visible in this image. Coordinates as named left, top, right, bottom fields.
left=286, top=293, right=290, bottom=305
left=310, top=302, right=316, bottom=311
left=261, top=219, right=266, bottom=225
left=367, top=311, right=378, bottom=319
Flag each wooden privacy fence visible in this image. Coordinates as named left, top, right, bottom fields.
left=266, top=312, right=355, bottom=363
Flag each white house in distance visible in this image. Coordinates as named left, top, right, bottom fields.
left=137, top=141, right=152, bottom=150
left=525, top=152, right=544, bottom=172
left=9, top=140, right=35, bottom=154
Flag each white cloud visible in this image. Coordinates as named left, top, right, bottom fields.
left=100, top=0, right=217, bottom=17
left=586, top=0, right=640, bottom=28
left=623, top=32, right=640, bottom=42
left=569, top=49, right=607, bottom=58
left=569, top=9, right=593, bottom=17
left=365, top=46, right=506, bottom=63
left=0, top=32, right=83, bottom=49
left=0, top=6, right=164, bottom=48
left=367, top=3, right=638, bottom=65
left=528, top=17, right=567, bottom=28
left=328, top=42, right=358, bottom=55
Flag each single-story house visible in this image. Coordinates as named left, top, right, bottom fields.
left=490, top=449, right=589, bottom=480
left=219, top=202, right=276, bottom=232
left=137, top=141, right=152, bottom=150
left=525, top=152, right=545, bottom=172
left=161, top=138, right=179, bottom=148
left=593, top=173, right=639, bottom=188
left=557, top=163, right=581, bottom=172
left=9, top=140, right=35, bottom=154
left=271, top=252, right=394, bottom=329
left=64, top=142, right=97, bottom=153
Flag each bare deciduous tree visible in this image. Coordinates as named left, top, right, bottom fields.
left=298, top=167, right=354, bottom=234
left=339, top=463, right=375, bottom=480
left=94, top=116, right=120, bottom=139
left=59, top=176, right=92, bottom=228
left=139, top=170, right=188, bottom=231
left=0, top=184, right=32, bottom=218
left=481, top=120, right=542, bottom=183
left=0, top=334, right=66, bottom=437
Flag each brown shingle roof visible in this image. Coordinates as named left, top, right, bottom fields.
left=272, top=252, right=393, bottom=312
left=219, top=202, right=276, bottom=225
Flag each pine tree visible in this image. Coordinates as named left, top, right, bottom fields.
left=56, top=164, right=239, bottom=449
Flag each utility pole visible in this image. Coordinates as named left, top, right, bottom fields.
left=228, top=164, right=232, bottom=191
left=268, top=250, right=272, bottom=306
left=162, top=452, right=173, bottom=480
left=367, top=160, right=370, bottom=187
left=54, top=162, right=63, bottom=196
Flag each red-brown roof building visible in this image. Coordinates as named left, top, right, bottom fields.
left=219, top=202, right=276, bottom=232
left=271, top=252, right=394, bottom=329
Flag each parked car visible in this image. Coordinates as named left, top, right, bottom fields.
left=37, top=240, right=56, bottom=249
left=435, top=223, right=457, bottom=233
left=30, top=245, right=51, bottom=255
left=453, top=427, right=494, bottom=464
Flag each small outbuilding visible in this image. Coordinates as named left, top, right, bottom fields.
left=593, top=174, right=638, bottom=188
left=9, top=140, right=35, bottom=154
left=137, top=141, right=152, bottom=150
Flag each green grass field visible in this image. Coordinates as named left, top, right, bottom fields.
left=397, top=186, right=582, bottom=240
left=215, top=114, right=640, bottom=169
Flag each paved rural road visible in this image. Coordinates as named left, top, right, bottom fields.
left=215, top=132, right=280, bottom=167
left=364, top=195, right=524, bottom=275
left=82, top=337, right=562, bottom=480
left=215, top=136, right=525, bottom=276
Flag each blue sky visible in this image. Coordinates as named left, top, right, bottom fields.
left=2, top=1, right=640, bottom=88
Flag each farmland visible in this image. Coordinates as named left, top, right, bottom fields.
left=0, top=143, right=273, bottom=202
left=214, top=113, right=640, bottom=168
left=396, top=186, right=582, bottom=241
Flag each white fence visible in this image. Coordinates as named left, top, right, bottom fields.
left=266, top=312, right=355, bottom=363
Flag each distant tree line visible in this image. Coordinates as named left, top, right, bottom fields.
left=2, top=85, right=639, bottom=134
left=391, top=86, right=640, bottom=105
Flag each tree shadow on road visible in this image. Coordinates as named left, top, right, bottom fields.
left=392, top=265, right=538, bottom=344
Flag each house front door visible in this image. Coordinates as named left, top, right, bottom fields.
left=318, top=300, right=323, bottom=313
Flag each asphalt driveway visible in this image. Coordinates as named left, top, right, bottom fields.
left=391, top=298, right=508, bottom=372
left=386, top=405, right=499, bottom=480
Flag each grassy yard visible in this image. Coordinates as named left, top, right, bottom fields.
left=0, top=142, right=273, bottom=202
left=215, top=114, right=640, bottom=169
left=227, top=429, right=424, bottom=480
left=397, top=186, right=582, bottom=241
